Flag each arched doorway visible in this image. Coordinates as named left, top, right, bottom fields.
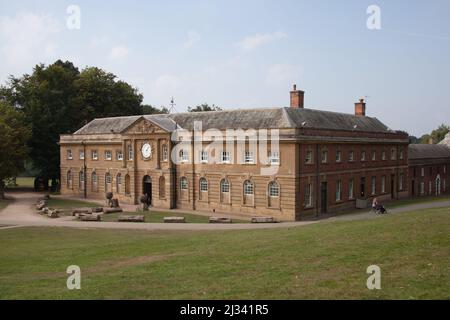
left=436, top=175, right=441, bottom=196
left=143, top=175, right=152, bottom=205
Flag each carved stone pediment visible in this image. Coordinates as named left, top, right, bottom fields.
left=124, top=118, right=167, bottom=135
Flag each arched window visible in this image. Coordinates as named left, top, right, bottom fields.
left=268, top=181, right=280, bottom=197
left=125, top=174, right=131, bottom=195
left=116, top=173, right=122, bottom=193
left=200, top=178, right=208, bottom=192
left=67, top=170, right=72, bottom=189
left=220, top=179, right=230, bottom=193
left=243, top=180, right=254, bottom=195
left=92, top=171, right=98, bottom=192
left=159, top=176, right=166, bottom=198
left=180, top=177, right=188, bottom=190
left=105, top=173, right=112, bottom=192
left=220, top=179, right=230, bottom=204
left=79, top=171, right=85, bottom=191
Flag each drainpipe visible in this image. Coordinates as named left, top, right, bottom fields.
left=192, top=129, right=196, bottom=210
left=315, top=143, right=320, bottom=217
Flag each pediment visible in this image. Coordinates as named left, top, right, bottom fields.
left=123, top=118, right=168, bottom=135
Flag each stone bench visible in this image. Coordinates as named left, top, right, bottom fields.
left=209, top=217, right=232, bottom=224
left=91, top=207, right=103, bottom=213
left=79, top=214, right=101, bottom=222
left=164, top=217, right=186, bottom=223
left=251, top=216, right=276, bottom=223
left=72, top=209, right=91, bottom=216
left=118, top=215, right=145, bottom=223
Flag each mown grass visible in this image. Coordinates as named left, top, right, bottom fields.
left=47, top=198, right=99, bottom=210
left=5, top=177, right=35, bottom=188
left=387, top=195, right=450, bottom=208
left=0, top=207, right=449, bottom=300
left=101, top=211, right=247, bottom=224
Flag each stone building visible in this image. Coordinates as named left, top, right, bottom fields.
left=59, top=86, right=447, bottom=221
left=408, top=144, right=450, bottom=197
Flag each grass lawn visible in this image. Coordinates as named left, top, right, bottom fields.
left=5, top=177, right=35, bottom=188
left=101, top=211, right=248, bottom=223
left=0, top=207, right=448, bottom=299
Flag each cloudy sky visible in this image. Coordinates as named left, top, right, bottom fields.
left=1, top=0, right=449, bottom=136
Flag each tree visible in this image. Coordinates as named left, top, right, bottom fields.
left=188, top=103, right=222, bottom=112
left=0, top=60, right=145, bottom=188
left=419, top=124, right=450, bottom=144
left=0, top=101, right=31, bottom=198
left=142, top=104, right=169, bottom=114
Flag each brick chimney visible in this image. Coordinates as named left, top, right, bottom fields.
left=355, top=98, right=366, bottom=116
left=290, top=84, right=304, bottom=108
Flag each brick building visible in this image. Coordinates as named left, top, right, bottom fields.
left=59, top=86, right=448, bottom=221
left=408, top=144, right=450, bottom=197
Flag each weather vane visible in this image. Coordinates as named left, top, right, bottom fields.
left=169, top=96, right=177, bottom=113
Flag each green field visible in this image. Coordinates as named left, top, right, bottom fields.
left=46, top=198, right=99, bottom=215
left=101, top=211, right=247, bottom=223
left=0, top=206, right=448, bottom=299
left=5, top=177, right=35, bottom=188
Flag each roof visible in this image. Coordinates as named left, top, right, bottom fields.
left=73, top=107, right=393, bottom=135
left=408, top=144, right=450, bottom=160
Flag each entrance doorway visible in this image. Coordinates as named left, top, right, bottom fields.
left=360, top=177, right=366, bottom=198
left=143, top=175, right=152, bottom=206
left=411, top=180, right=415, bottom=196
left=320, top=182, right=328, bottom=214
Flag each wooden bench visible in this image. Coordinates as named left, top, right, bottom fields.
left=251, top=216, right=276, bottom=223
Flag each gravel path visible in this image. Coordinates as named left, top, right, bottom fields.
left=0, top=192, right=449, bottom=231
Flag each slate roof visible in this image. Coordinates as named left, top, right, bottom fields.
left=73, top=107, right=393, bottom=135
left=408, top=144, right=450, bottom=160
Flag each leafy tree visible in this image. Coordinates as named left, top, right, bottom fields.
left=0, top=60, right=145, bottom=188
left=0, top=101, right=31, bottom=198
left=419, top=124, right=450, bottom=144
left=188, top=103, right=222, bottom=112
left=142, top=104, right=169, bottom=114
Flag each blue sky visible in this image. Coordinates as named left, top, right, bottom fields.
left=1, top=0, right=449, bottom=136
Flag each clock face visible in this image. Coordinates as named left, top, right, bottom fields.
left=141, top=143, right=152, bottom=159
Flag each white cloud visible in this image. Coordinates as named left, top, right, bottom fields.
left=0, top=12, right=61, bottom=66
left=184, top=30, right=201, bottom=49
left=266, top=64, right=301, bottom=86
left=109, top=45, right=130, bottom=60
left=237, top=31, right=287, bottom=51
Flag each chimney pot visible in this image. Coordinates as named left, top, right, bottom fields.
left=290, top=84, right=304, bottom=108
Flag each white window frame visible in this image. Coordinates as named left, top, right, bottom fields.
left=199, top=178, right=208, bottom=192
left=305, top=150, right=313, bottom=164
left=268, top=182, right=279, bottom=197
left=180, top=149, right=189, bottom=163
left=391, top=149, right=396, bottom=160
left=399, top=150, right=404, bottom=160
left=200, top=150, right=208, bottom=163
left=361, top=151, right=366, bottom=162
left=162, top=144, right=168, bottom=162
left=305, top=183, right=313, bottom=207
left=420, top=181, right=425, bottom=194
left=105, top=150, right=112, bottom=161
left=429, top=181, right=432, bottom=195
left=79, top=150, right=85, bottom=160
left=335, top=180, right=341, bottom=202
left=349, top=151, right=354, bottom=162
left=67, top=149, right=73, bottom=160
left=371, top=176, right=376, bottom=195
left=92, top=150, right=98, bottom=160
left=220, top=179, right=230, bottom=193
left=399, top=173, right=404, bottom=191
left=382, top=151, right=386, bottom=161
left=221, top=151, right=231, bottom=164
left=336, top=150, right=341, bottom=163
left=381, top=176, right=386, bottom=193
left=116, top=150, right=123, bottom=161
left=371, top=151, right=376, bottom=161
left=180, top=177, right=188, bottom=190
left=268, top=151, right=280, bottom=165
left=349, top=178, right=354, bottom=199
left=244, top=151, right=254, bottom=164
left=421, top=168, right=425, bottom=177
left=128, top=144, right=133, bottom=161
left=322, top=150, right=328, bottom=164
left=244, top=180, right=254, bottom=195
